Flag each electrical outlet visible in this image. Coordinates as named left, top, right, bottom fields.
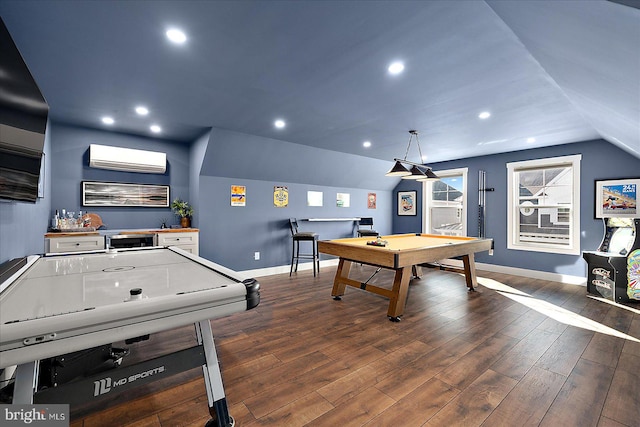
left=254, top=251, right=260, bottom=260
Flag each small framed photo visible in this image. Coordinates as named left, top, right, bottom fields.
left=368, top=192, right=376, bottom=209
left=595, top=178, right=639, bottom=218
left=231, top=185, right=246, bottom=207
left=336, top=192, right=350, bottom=207
left=398, top=191, right=417, bottom=216
left=307, top=190, right=323, bottom=207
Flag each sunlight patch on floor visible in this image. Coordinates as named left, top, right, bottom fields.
left=477, top=277, right=640, bottom=343
left=586, top=294, right=640, bottom=315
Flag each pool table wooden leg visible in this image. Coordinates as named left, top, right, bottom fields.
left=387, top=267, right=412, bottom=321
left=462, top=253, right=477, bottom=290
left=331, top=259, right=351, bottom=298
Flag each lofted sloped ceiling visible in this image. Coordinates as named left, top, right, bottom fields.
left=488, top=0, right=640, bottom=158
left=0, top=0, right=638, bottom=171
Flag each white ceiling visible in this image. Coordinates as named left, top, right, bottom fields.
left=1, top=0, right=638, bottom=163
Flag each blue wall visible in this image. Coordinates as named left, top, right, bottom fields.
left=198, top=176, right=391, bottom=271
left=196, top=127, right=395, bottom=271
left=392, top=139, right=640, bottom=278
left=48, top=123, right=191, bottom=230
left=2, top=122, right=638, bottom=283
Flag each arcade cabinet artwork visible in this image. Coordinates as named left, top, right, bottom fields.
left=583, top=178, right=639, bottom=303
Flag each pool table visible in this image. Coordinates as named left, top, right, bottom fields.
left=318, top=233, right=492, bottom=321
left=0, top=246, right=260, bottom=427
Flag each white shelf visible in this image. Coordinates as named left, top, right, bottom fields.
left=301, top=218, right=361, bottom=222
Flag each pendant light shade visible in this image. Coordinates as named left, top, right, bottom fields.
left=418, top=168, right=440, bottom=181
left=401, top=165, right=427, bottom=180
left=386, top=130, right=439, bottom=181
left=385, top=160, right=411, bottom=177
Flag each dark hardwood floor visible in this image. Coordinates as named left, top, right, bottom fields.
left=69, top=263, right=640, bottom=427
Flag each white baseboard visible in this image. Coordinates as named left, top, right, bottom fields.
left=433, top=259, right=586, bottom=286
left=240, top=259, right=339, bottom=278
left=241, top=258, right=587, bottom=287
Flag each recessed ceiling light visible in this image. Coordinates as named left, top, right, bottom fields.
left=101, top=116, right=114, bottom=125
left=527, top=137, right=536, bottom=143
left=388, top=61, right=405, bottom=75
left=150, top=124, right=162, bottom=133
left=274, top=119, right=286, bottom=129
left=363, top=141, right=371, bottom=148
left=166, top=28, right=187, bottom=44
left=478, top=111, right=491, bottom=119
left=135, top=106, right=149, bottom=116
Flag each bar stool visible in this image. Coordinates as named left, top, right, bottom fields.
left=289, top=218, right=320, bottom=277
left=357, top=217, right=379, bottom=237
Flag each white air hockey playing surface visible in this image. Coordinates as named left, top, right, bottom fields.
left=0, top=246, right=259, bottom=426
left=0, top=246, right=258, bottom=369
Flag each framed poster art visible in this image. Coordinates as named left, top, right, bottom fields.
left=367, top=192, right=376, bottom=209
left=336, top=192, right=350, bottom=207
left=82, top=181, right=169, bottom=207
left=274, top=186, right=288, bottom=207
left=595, top=178, right=639, bottom=218
left=398, top=191, right=417, bottom=216
left=231, top=185, right=246, bottom=206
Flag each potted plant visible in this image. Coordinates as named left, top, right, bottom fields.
left=171, top=198, right=194, bottom=228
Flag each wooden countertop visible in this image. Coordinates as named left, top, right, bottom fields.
left=45, top=231, right=100, bottom=238
left=45, top=228, right=199, bottom=238
left=127, top=228, right=199, bottom=234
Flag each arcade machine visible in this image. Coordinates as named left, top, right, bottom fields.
left=583, top=217, right=640, bottom=303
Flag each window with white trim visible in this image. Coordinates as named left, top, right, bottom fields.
left=423, top=168, right=468, bottom=237
left=507, top=155, right=581, bottom=255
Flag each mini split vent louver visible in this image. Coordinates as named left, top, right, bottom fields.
left=89, top=144, right=166, bottom=174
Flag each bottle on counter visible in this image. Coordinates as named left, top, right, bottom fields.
left=51, top=210, right=59, bottom=229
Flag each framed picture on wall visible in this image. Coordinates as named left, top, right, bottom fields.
left=336, top=192, right=350, bottom=207
left=368, top=192, right=376, bottom=209
left=82, top=181, right=170, bottom=207
left=273, top=186, right=288, bottom=208
left=307, top=191, right=323, bottom=207
left=231, top=185, right=246, bottom=206
left=398, top=191, right=417, bottom=216
left=595, top=178, right=639, bottom=218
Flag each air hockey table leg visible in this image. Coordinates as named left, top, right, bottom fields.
left=195, top=320, right=234, bottom=427
left=11, top=362, right=38, bottom=404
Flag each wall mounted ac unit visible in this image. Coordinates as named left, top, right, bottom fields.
left=89, top=144, right=166, bottom=174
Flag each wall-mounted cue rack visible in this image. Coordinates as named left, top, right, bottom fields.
left=478, top=170, right=494, bottom=241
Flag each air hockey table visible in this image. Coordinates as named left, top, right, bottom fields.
left=0, top=246, right=260, bottom=427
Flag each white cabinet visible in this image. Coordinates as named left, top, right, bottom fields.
left=44, top=230, right=199, bottom=255
left=45, top=234, right=105, bottom=253
left=156, top=231, right=199, bottom=255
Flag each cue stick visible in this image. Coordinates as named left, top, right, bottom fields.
left=478, top=170, right=494, bottom=239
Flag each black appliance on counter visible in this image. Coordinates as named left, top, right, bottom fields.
left=106, top=234, right=155, bottom=249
